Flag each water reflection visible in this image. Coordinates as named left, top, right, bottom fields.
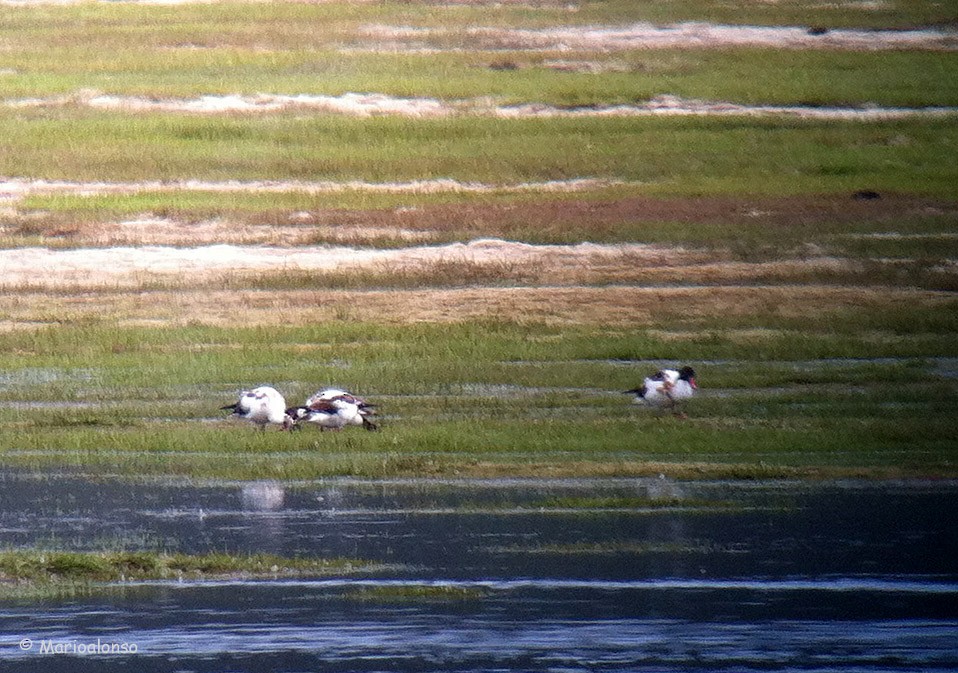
left=237, top=480, right=287, bottom=554
left=0, top=473, right=956, bottom=672
left=240, top=481, right=285, bottom=511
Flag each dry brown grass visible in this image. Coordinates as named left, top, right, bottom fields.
left=9, top=193, right=954, bottom=248
left=2, top=193, right=954, bottom=329
left=2, top=284, right=949, bottom=328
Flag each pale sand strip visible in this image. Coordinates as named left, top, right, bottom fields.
left=0, top=177, right=625, bottom=205
left=6, top=92, right=957, bottom=119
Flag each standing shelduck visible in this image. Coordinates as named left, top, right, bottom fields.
left=221, top=386, right=294, bottom=430
left=287, top=388, right=378, bottom=431
left=624, top=366, right=697, bottom=417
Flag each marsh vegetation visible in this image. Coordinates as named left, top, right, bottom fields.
left=0, top=320, right=954, bottom=480
left=0, top=549, right=383, bottom=599
left=0, top=6, right=954, bottom=671
left=0, top=0, right=954, bottom=482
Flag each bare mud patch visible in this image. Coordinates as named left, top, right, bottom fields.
left=0, top=177, right=624, bottom=206
left=372, top=193, right=958, bottom=233
left=540, top=59, right=633, bottom=74
left=360, top=22, right=958, bottom=52
left=6, top=91, right=956, bottom=120
left=7, top=192, right=955, bottom=248
left=0, top=236, right=871, bottom=289
left=127, top=218, right=436, bottom=246
left=496, top=95, right=958, bottom=120
left=0, top=239, right=687, bottom=288
left=0, top=193, right=951, bottom=330
left=96, top=217, right=439, bottom=247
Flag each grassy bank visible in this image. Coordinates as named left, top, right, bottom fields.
left=4, top=48, right=958, bottom=107
left=0, top=0, right=954, bottom=483
left=4, top=115, right=958, bottom=198
left=0, top=321, right=954, bottom=480
left=0, top=549, right=385, bottom=599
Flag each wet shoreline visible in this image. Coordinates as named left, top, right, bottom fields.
left=2, top=472, right=956, bottom=671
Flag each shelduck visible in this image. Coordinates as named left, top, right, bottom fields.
left=221, top=386, right=294, bottom=430
left=624, top=366, right=697, bottom=417
left=286, top=400, right=349, bottom=431
left=288, top=388, right=378, bottom=431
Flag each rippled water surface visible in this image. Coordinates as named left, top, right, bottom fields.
left=1, top=473, right=956, bottom=672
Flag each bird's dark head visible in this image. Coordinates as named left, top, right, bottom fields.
left=286, top=406, right=308, bottom=421
left=679, top=366, right=697, bottom=388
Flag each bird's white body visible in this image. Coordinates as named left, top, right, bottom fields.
left=625, top=366, right=697, bottom=416
left=287, top=403, right=349, bottom=431
left=289, top=388, right=378, bottom=431
left=223, top=386, right=292, bottom=430
left=634, top=369, right=695, bottom=405
left=308, top=389, right=366, bottom=427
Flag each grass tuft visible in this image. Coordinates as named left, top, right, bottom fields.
left=0, top=549, right=386, bottom=600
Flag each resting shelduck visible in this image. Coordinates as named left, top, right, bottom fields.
left=285, top=400, right=349, bottom=431
left=221, top=386, right=294, bottom=430
left=624, top=366, right=697, bottom=417
left=288, top=388, right=378, bottom=431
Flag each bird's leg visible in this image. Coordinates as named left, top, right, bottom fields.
left=665, top=389, right=687, bottom=419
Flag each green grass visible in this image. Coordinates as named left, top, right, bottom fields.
left=0, top=0, right=955, bottom=483
left=0, top=549, right=386, bottom=599
left=343, top=584, right=489, bottom=603
left=1, top=0, right=954, bottom=59
left=1, top=1, right=956, bottom=214
left=5, top=48, right=958, bottom=107
left=2, top=0, right=955, bottom=105
left=0, top=319, right=955, bottom=386
left=0, top=321, right=954, bottom=480
left=0, top=549, right=367, bottom=582
left=571, top=0, right=958, bottom=28
left=4, top=114, right=958, bottom=197
left=1, top=412, right=953, bottom=480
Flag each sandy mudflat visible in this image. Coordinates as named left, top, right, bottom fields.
left=6, top=92, right=957, bottom=119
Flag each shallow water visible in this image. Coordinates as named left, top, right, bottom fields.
left=1, top=474, right=956, bottom=672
